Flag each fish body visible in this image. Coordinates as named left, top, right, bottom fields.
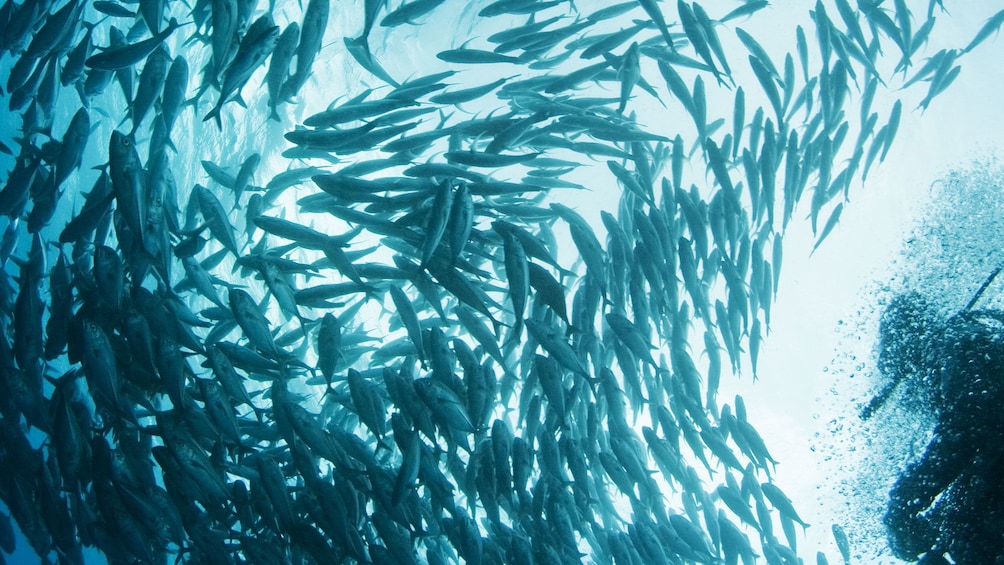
left=266, top=23, right=300, bottom=119
left=527, top=262, right=571, bottom=327
left=85, top=18, right=181, bottom=70
left=108, top=131, right=146, bottom=249
left=446, top=182, right=474, bottom=263
left=62, top=22, right=97, bottom=88
left=160, top=55, right=189, bottom=136
left=344, top=35, right=400, bottom=86
left=232, top=153, right=260, bottom=204
left=25, top=0, right=84, bottom=60
left=525, top=318, right=590, bottom=380
left=389, top=285, right=427, bottom=366
left=421, top=180, right=454, bottom=268
left=437, top=48, right=520, bottom=64
left=415, top=377, right=475, bottom=436
left=55, top=108, right=90, bottom=188
left=502, top=232, right=529, bottom=343
left=381, top=0, right=447, bottom=27
left=204, top=16, right=281, bottom=127
left=81, top=320, right=119, bottom=407
left=430, top=76, right=511, bottom=105
left=284, top=0, right=329, bottom=96
left=209, top=0, right=238, bottom=77
left=348, top=368, right=388, bottom=442
left=617, top=42, right=641, bottom=113
left=228, top=288, right=279, bottom=358
left=131, top=45, right=170, bottom=134
left=195, top=184, right=240, bottom=256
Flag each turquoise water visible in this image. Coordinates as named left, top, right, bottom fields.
left=0, top=1, right=1001, bottom=563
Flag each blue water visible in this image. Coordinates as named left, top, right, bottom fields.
left=1, top=1, right=1002, bottom=563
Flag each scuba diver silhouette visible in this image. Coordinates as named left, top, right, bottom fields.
left=867, top=268, right=1004, bottom=563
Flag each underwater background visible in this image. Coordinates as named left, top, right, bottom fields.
left=0, top=0, right=1002, bottom=563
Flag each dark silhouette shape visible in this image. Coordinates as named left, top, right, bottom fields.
left=875, top=278, right=1004, bottom=563
left=864, top=292, right=940, bottom=420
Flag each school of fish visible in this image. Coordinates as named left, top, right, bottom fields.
left=0, top=0, right=998, bottom=563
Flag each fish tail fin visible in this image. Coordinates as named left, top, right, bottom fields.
left=182, top=28, right=205, bottom=48
left=297, top=314, right=317, bottom=342
left=203, top=106, right=222, bottom=129
left=186, top=82, right=211, bottom=109
left=319, top=381, right=337, bottom=402
left=375, top=437, right=393, bottom=453
left=501, top=332, right=519, bottom=352
left=489, top=315, right=503, bottom=339
left=74, top=81, right=89, bottom=106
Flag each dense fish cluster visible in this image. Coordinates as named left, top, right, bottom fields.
left=0, top=0, right=996, bottom=563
